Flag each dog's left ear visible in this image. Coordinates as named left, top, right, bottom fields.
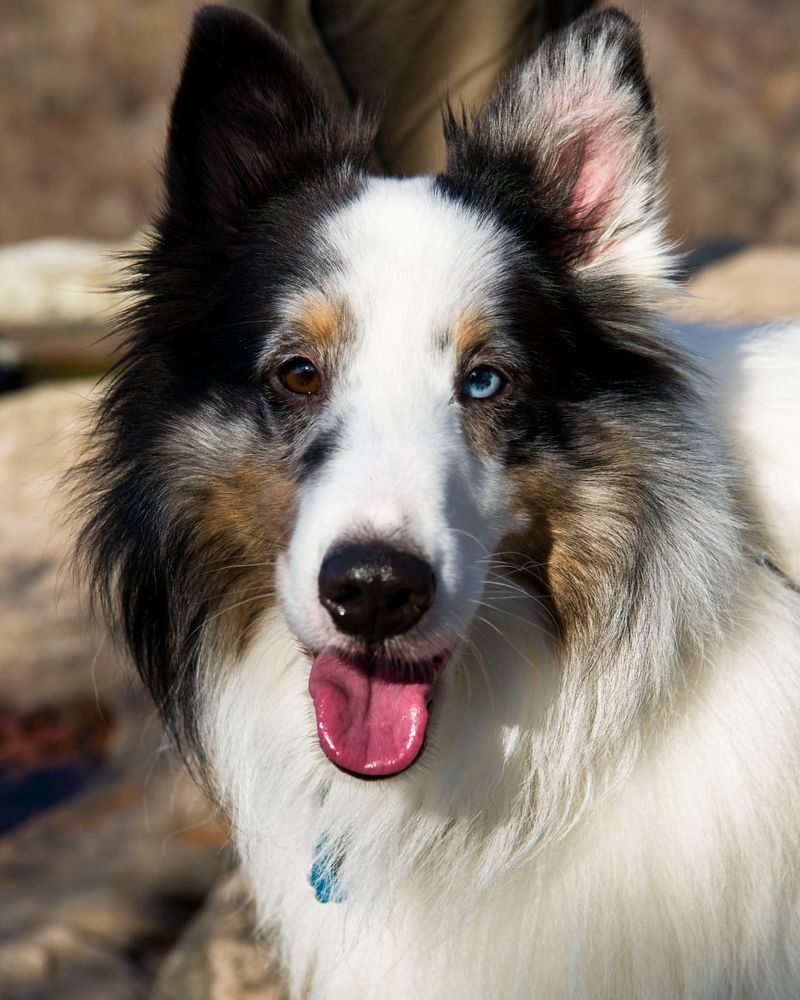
left=444, top=9, right=668, bottom=282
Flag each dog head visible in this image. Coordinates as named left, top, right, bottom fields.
left=80, top=7, right=738, bottom=795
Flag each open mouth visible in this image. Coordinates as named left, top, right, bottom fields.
left=308, top=650, right=450, bottom=778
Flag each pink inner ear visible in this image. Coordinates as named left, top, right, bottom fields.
left=557, top=120, right=630, bottom=264
left=570, top=138, right=623, bottom=221
left=540, top=79, right=629, bottom=228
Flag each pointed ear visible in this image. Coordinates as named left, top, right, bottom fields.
left=444, top=10, right=668, bottom=282
left=166, top=5, right=376, bottom=228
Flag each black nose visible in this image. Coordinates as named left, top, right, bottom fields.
left=318, top=544, right=435, bottom=641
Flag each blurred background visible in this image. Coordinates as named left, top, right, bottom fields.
left=0, top=1, right=798, bottom=997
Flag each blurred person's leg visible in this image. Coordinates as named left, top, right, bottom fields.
left=241, top=0, right=594, bottom=174
left=311, top=0, right=542, bottom=174
left=238, top=1, right=352, bottom=107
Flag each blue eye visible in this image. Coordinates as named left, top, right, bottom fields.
left=463, top=365, right=505, bottom=400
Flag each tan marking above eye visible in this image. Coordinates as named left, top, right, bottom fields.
left=452, top=307, right=492, bottom=357
left=296, top=297, right=343, bottom=348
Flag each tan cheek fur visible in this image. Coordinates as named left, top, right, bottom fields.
left=181, top=295, right=349, bottom=663
left=450, top=309, right=644, bottom=647
left=193, top=458, right=297, bottom=659
left=161, top=414, right=299, bottom=662
left=505, top=431, right=644, bottom=652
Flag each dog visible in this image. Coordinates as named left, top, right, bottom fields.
left=78, top=5, right=800, bottom=997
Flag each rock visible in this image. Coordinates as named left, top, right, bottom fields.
left=0, top=921, right=151, bottom=1000
left=0, top=380, right=121, bottom=710
left=153, top=873, right=283, bottom=1000
left=0, top=702, right=231, bottom=1000
left=0, top=238, right=129, bottom=327
left=679, top=245, right=800, bottom=324
left=0, top=240, right=130, bottom=382
left=0, top=379, right=230, bottom=998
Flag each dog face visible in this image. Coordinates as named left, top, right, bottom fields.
left=83, top=7, right=735, bottom=788
left=263, top=181, right=521, bottom=775
left=276, top=182, right=512, bottom=658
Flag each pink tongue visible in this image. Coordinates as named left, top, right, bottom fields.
left=308, top=652, right=432, bottom=776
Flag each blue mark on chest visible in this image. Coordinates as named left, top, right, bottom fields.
left=309, top=836, right=348, bottom=903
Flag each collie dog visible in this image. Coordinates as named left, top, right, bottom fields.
left=78, top=6, right=800, bottom=997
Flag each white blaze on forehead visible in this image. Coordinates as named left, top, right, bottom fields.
left=323, top=176, right=509, bottom=353
left=278, top=177, right=514, bottom=655
left=315, top=177, right=510, bottom=490
left=313, top=175, right=513, bottom=472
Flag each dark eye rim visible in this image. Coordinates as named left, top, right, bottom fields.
left=460, top=363, right=509, bottom=403
left=269, top=354, right=325, bottom=400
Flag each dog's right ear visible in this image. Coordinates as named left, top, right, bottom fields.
left=165, top=5, right=375, bottom=229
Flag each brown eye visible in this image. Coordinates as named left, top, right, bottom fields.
left=277, top=357, right=323, bottom=395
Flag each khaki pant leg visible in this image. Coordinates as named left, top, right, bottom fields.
left=236, top=0, right=350, bottom=105
left=312, top=0, right=541, bottom=174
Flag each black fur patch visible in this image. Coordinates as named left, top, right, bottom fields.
left=296, top=425, right=342, bottom=482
